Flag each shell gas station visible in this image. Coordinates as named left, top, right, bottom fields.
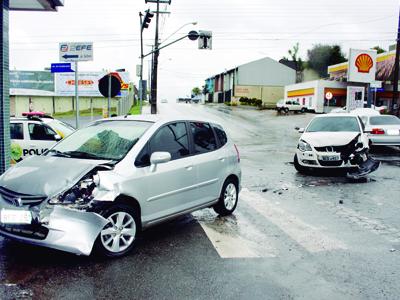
left=284, top=48, right=399, bottom=113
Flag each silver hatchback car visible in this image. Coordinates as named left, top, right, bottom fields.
left=0, top=115, right=241, bottom=257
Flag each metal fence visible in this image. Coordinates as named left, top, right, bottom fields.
left=117, top=91, right=135, bottom=116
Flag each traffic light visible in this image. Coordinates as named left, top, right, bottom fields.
left=198, top=31, right=212, bottom=50
left=141, top=9, right=154, bottom=31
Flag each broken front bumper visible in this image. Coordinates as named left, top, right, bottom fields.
left=0, top=199, right=109, bottom=256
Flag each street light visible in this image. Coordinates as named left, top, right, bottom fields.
left=159, top=21, right=197, bottom=46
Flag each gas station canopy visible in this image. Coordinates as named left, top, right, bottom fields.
left=9, top=0, right=64, bottom=11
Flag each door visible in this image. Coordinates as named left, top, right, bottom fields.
left=136, top=122, right=197, bottom=221
left=189, top=122, right=223, bottom=205
left=10, top=122, right=25, bottom=164
left=27, top=122, right=58, bottom=156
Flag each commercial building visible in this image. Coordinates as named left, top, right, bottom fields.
left=284, top=80, right=348, bottom=113
left=205, top=57, right=296, bottom=107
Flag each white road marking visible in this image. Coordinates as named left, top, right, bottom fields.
left=192, top=210, right=277, bottom=258
left=240, top=189, right=348, bottom=253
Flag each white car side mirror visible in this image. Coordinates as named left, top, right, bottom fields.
left=150, top=152, right=171, bottom=172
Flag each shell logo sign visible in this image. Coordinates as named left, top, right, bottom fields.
left=355, top=53, right=374, bottom=73
left=348, top=49, right=377, bottom=83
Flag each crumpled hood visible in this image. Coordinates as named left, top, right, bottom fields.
left=301, top=132, right=360, bottom=147
left=0, top=156, right=110, bottom=197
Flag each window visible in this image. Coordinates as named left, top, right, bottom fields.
left=10, top=123, right=23, bottom=140
left=190, top=122, right=217, bottom=154
left=306, top=117, right=360, bottom=133
left=212, top=124, right=227, bottom=148
left=149, top=122, right=190, bottom=161
left=28, top=123, right=57, bottom=141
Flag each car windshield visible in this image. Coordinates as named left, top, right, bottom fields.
left=48, top=120, right=153, bottom=161
left=306, top=116, right=360, bottom=132
left=369, top=116, right=400, bottom=125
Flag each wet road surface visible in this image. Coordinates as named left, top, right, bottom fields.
left=1, top=103, right=400, bottom=299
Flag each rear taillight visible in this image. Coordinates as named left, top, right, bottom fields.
left=371, top=128, right=385, bottom=135
left=234, top=144, right=240, bottom=163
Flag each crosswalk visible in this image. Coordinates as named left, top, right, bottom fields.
left=193, top=188, right=397, bottom=259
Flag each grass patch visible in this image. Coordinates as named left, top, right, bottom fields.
left=54, top=108, right=116, bottom=118
left=128, top=104, right=141, bottom=115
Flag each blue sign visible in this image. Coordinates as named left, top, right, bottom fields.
left=51, top=63, right=74, bottom=73
left=369, top=87, right=384, bottom=92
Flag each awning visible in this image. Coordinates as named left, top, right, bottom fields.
left=9, top=0, right=64, bottom=11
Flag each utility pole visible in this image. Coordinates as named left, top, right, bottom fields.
left=146, top=0, right=171, bottom=114
left=150, top=0, right=160, bottom=114
left=392, top=6, right=400, bottom=116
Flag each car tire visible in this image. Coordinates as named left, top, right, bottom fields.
left=213, top=178, right=238, bottom=216
left=301, top=107, right=306, bottom=113
left=94, top=204, right=139, bottom=258
left=294, top=154, right=309, bottom=174
left=284, top=107, right=289, bottom=114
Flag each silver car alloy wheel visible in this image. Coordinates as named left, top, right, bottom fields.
left=100, top=212, right=136, bottom=253
left=224, top=183, right=237, bottom=210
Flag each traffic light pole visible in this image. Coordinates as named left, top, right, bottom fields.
left=139, top=12, right=144, bottom=114
left=150, top=0, right=160, bottom=114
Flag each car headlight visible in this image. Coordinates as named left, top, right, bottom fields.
left=48, top=174, right=99, bottom=207
left=298, top=139, right=312, bottom=152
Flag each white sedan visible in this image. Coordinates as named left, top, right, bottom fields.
left=294, top=114, right=379, bottom=178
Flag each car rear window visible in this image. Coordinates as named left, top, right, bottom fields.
left=306, top=116, right=360, bottom=132
left=10, top=123, right=24, bottom=140
left=212, top=124, right=228, bottom=147
left=369, top=116, right=400, bottom=125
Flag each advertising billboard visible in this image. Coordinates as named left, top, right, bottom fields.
left=10, top=71, right=54, bottom=95
left=55, top=71, right=130, bottom=97
left=347, top=49, right=377, bottom=83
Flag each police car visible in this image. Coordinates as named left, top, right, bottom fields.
left=10, top=112, right=75, bottom=164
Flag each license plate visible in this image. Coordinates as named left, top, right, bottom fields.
left=0, top=209, right=32, bottom=224
left=387, top=129, right=400, bottom=136
left=320, top=155, right=340, bottom=161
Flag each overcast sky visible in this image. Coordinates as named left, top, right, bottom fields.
left=9, top=0, right=399, bottom=100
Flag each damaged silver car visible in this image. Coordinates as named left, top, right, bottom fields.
left=294, top=114, right=380, bottom=179
left=0, top=116, right=241, bottom=257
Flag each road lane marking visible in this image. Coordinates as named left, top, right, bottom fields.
left=192, top=210, right=277, bottom=258
left=240, top=189, right=348, bottom=253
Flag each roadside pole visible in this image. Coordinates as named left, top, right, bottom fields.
left=108, top=73, right=111, bottom=117
left=75, top=61, right=79, bottom=128
left=392, top=7, right=400, bottom=116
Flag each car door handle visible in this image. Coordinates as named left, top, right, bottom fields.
left=185, top=165, right=193, bottom=170
left=218, top=157, right=226, bottom=162
left=29, top=144, right=37, bottom=147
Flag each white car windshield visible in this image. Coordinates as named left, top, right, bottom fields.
left=48, top=120, right=153, bottom=161
left=306, top=117, right=360, bottom=132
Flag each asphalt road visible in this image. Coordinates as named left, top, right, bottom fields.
left=1, top=103, right=400, bottom=300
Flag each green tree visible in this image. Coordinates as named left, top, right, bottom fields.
left=371, top=46, right=385, bottom=54
left=192, top=87, right=201, bottom=96
left=283, top=43, right=304, bottom=82
left=307, top=44, right=347, bottom=78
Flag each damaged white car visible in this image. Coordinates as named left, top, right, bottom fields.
left=294, top=114, right=380, bottom=179
left=0, top=116, right=241, bottom=257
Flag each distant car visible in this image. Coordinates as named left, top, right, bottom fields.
left=294, top=114, right=379, bottom=178
left=360, top=115, right=400, bottom=146
left=276, top=99, right=307, bottom=113
left=10, top=114, right=75, bottom=164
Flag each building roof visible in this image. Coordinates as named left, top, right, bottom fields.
left=9, top=0, right=64, bottom=11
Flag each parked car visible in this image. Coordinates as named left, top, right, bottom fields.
left=0, top=115, right=241, bottom=257
left=10, top=114, right=75, bottom=164
left=294, top=114, right=379, bottom=178
left=359, top=115, right=400, bottom=146
left=276, top=99, right=307, bottom=113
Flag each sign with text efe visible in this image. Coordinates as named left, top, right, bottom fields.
left=59, top=42, right=93, bottom=62
left=348, top=49, right=377, bottom=83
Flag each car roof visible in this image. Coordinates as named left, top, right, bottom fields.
left=97, top=114, right=223, bottom=127
left=11, top=116, right=53, bottom=123
left=313, top=113, right=359, bottom=118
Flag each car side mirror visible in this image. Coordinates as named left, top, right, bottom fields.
left=150, top=152, right=171, bottom=172
left=295, top=127, right=304, bottom=133
left=54, top=134, right=62, bottom=141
